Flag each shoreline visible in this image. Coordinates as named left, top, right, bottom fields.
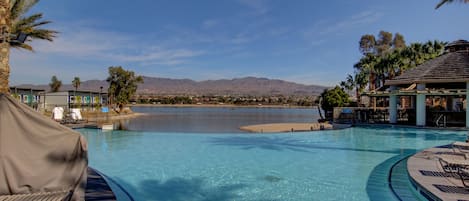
left=240, top=122, right=336, bottom=133
left=84, top=112, right=147, bottom=122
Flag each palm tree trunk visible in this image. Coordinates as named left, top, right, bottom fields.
left=0, top=0, right=10, bottom=94
left=317, top=100, right=324, bottom=120
left=355, top=88, right=360, bottom=105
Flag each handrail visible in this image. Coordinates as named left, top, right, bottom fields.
left=435, top=114, right=446, bottom=127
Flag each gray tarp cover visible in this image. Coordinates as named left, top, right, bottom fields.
left=0, top=94, right=88, bottom=200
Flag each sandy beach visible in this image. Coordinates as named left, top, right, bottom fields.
left=84, top=112, right=147, bottom=122
left=240, top=122, right=334, bottom=133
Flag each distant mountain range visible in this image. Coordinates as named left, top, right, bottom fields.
left=16, top=76, right=329, bottom=96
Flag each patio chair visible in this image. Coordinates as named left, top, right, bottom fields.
left=457, top=167, right=469, bottom=188
left=0, top=190, right=73, bottom=201
left=450, top=141, right=469, bottom=159
left=437, top=155, right=469, bottom=173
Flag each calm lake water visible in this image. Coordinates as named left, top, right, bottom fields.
left=117, top=106, right=321, bottom=133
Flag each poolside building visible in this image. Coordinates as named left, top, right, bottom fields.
left=43, top=90, right=108, bottom=111
left=367, top=40, right=469, bottom=127
left=9, top=87, right=46, bottom=110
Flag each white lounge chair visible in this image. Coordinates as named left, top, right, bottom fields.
left=70, top=108, right=84, bottom=123
left=52, top=106, right=64, bottom=122
left=457, top=167, right=469, bottom=188
left=437, top=155, right=469, bottom=173
left=452, top=141, right=469, bottom=159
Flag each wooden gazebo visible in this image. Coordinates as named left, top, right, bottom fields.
left=381, top=40, right=469, bottom=127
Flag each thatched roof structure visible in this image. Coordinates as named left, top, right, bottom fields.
left=386, top=40, right=469, bottom=85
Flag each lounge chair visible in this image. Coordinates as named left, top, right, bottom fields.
left=457, top=167, right=469, bottom=188
left=0, top=190, right=73, bottom=201
left=52, top=106, right=64, bottom=122
left=437, top=155, right=469, bottom=173
left=70, top=108, right=84, bottom=123
left=453, top=141, right=469, bottom=154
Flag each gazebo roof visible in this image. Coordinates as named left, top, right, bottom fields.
left=386, top=40, right=469, bottom=85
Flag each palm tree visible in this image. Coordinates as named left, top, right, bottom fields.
left=49, top=75, right=61, bottom=92
left=436, top=0, right=469, bottom=9
left=354, top=53, right=379, bottom=91
left=0, top=0, right=12, bottom=94
left=72, top=77, right=81, bottom=92
left=72, top=77, right=80, bottom=106
left=0, top=0, right=57, bottom=94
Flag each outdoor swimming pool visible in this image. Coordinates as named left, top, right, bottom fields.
left=79, top=126, right=466, bottom=201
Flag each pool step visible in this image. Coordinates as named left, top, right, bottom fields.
left=389, top=157, right=422, bottom=201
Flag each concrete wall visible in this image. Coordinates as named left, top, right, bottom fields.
left=43, top=92, right=69, bottom=111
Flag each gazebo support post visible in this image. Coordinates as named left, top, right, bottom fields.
left=466, top=82, right=469, bottom=128
left=389, top=86, right=398, bottom=124
left=416, top=83, right=426, bottom=127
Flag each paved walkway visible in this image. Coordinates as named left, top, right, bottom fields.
left=86, top=168, right=117, bottom=201
left=408, top=146, right=469, bottom=201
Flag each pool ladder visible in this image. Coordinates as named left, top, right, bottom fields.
left=435, top=114, right=446, bottom=127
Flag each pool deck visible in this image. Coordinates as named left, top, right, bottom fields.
left=86, top=168, right=117, bottom=201
left=408, top=146, right=469, bottom=201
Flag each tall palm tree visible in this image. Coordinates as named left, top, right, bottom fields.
left=0, top=0, right=57, bottom=94
left=436, top=0, right=469, bottom=9
left=354, top=53, right=379, bottom=91
left=72, top=77, right=80, bottom=105
left=49, top=75, right=61, bottom=92
left=0, top=0, right=12, bottom=94
left=72, top=77, right=81, bottom=92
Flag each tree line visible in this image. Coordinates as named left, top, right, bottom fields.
left=320, top=31, right=450, bottom=120
left=340, top=31, right=446, bottom=101
left=133, top=94, right=317, bottom=106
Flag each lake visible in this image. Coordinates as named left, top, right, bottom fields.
left=116, top=106, right=321, bottom=133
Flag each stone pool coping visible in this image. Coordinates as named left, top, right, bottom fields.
left=407, top=146, right=469, bottom=201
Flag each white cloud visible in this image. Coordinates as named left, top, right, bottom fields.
left=319, top=11, right=383, bottom=35
left=237, top=0, right=270, bottom=16
left=24, top=25, right=205, bottom=66
left=311, top=39, right=327, bottom=46
left=230, top=34, right=253, bottom=44
left=303, top=10, right=383, bottom=46
left=202, top=19, right=220, bottom=28
left=9, top=23, right=206, bottom=84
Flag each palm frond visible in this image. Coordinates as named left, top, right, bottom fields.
left=32, top=20, right=52, bottom=27
left=26, top=29, right=58, bottom=41
left=436, top=0, right=452, bottom=9
left=10, top=0, right=39, bottom=20
left=10, top=42, right=33, bottom=51
left=16, top=13, right=43, bottom=26
left=436, top=0, right=469, bottom=9
left=9, top=0, right=57, bottom=51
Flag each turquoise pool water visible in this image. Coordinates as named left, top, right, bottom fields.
left=79, top=127, right=466, bottom=201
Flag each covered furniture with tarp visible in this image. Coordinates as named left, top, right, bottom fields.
left=0, top=94, right=88, bottom=201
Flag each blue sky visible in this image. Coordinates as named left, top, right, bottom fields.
left=10, top=0, right=469, bottom=87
